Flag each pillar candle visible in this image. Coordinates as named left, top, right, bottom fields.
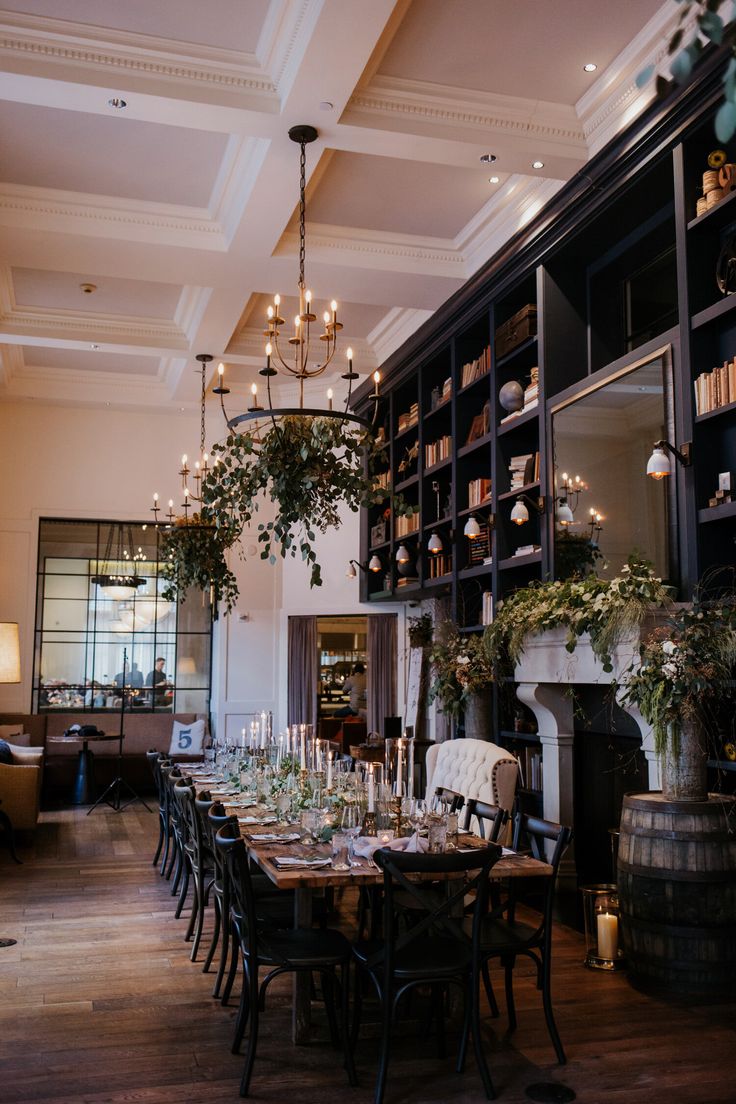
left=396, top=738, right=403, bottom=787
left=367, top=764, right=375, bottom=812
left=407, top=737, right=414, bottom=799
left=300, top=727, right=307, bottom=771
left=596, top=912, right=618, bottom=960
left=278, top=733, right=284, bottom=767
left=326, top=751, right=333, bottom=790
left=260, top=711, right=267, bottom=748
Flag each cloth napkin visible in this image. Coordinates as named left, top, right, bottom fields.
left=353, top=832, right=429, bottom=859
left=249, top=832, right=300, bottom=843
left=237, top=815, right=277, bottom=825
left=271, top=856, right=331, bottom=869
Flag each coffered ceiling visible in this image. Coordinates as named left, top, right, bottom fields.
left=0, top=0, right=671, bottom=414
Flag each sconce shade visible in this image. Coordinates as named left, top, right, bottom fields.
left=510, top=498, right=529, bottom=525
left=463, top=515, right=481, bottom=539
left=368, top=555, right=382, bottom=573
left=0, top=623, right=20, bottom=683
left=346, top=561, right=357, bottom=579
left=428, top=532, right=444, bottom=553
left=646, top=445, right=671, bottom=480
left=557, top=501, right=574, bottom=526
left=395, top=544, right=411, bottom=564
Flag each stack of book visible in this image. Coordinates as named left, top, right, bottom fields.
left=397, top=402, right=419, bottom=432
left=694, top=358, right=736, bottom=415
left=460, top=346, right=491, bottom=387
left=508, top=452, right=539, bottom=489
left=521, top=747, right=543, bottom=792
left=428, top=553, right=452, bottom=578
left=513, top=543, right=541, bottom=558
left=468, top=477, right=492, bottom=508
left=481, top=591, right=493, bottom=625
left=395, top=512, right=420, bottom=537
left=374, top=471, right=391, bottom=492
left=500, top=366, right=540, bottom=423
left=425, top=434, right=452, bottom=467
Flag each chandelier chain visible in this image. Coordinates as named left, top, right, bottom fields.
left=298, top=138, right=306, bottom=291
left=199, top=360, right=206, bottom=458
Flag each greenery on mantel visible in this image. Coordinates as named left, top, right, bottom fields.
left=428, top=626, right=495, bottom=719
left=202, top=415, right=412, bottom=588
left=483, top=557, right=673, bottom=675
left=638, top=1, right=736, bottom=141
left=160, top=516, right=239, bottom=616
left=620, top=602, right=736, bottom=760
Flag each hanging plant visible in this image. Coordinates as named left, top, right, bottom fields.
left=202, top=416, right=411, bottom=588
left=160, top=515, right=239, bottom=615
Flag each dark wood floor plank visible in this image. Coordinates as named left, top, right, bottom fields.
left=0, top=807, right=734, bottom=1104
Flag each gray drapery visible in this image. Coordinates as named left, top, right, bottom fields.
left=367, top=613, right=397, bottom=735
left=287, top=616, right=317, bottom=729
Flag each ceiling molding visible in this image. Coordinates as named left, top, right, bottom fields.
left=0, top=10, right=277, bottom=98
left=0, top=342, right=22, bottom=385
left=277, top=222, right=464, bottom=276
left=174, top=287, right=213, bottom=345
left=366, top=307, right=433, bottom=366
left=211, top=136, right=272, bottom=245
left=1, top=360, right=179, bottom=408
left=0, top=302, right=189, bottom=354
left=345, top=74, right=587, bottom=154
left=575, top=1, right=686, bottom=156
left=0, top=183, right=228, bottom=249
left=257, top=0, right=325, bottom=99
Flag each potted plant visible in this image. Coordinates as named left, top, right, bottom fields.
left=160, top=515, right=239, bottom=616
left=202, top=416, right=409, bottom=588
left=428, top=626, right=495, bottom=740
left=618, top=604, right=736, bottom=800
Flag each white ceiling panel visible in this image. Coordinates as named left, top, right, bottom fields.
left=377, top=0, right=663, bottom=103
left=12, top=268, right=183, bottom=319
left=0, top=101, right=229, bottom=206
left=20, top=346, right=161, bottom=376
left=2, top=0, right=272, bottom=52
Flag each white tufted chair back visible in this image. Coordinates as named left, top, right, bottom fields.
left=425, top=738, right=519, bottom=813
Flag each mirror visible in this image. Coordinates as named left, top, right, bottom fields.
left=551, top=346, right=673, bottom=581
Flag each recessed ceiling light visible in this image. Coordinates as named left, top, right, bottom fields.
left=319, top=100, right=333, bottom=111
left=108, top=97, right=127, bottom=109
left=480, top=153, right=497, bottom=164
left=583, top=62, right=597, bottom=73
left=532, top=160, right=545, bottom=169
left=80, top=282, right=97, bottom=294
left=489, top=175, right=500, bottom=184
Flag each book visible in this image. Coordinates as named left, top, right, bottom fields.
left=460, top=346, right=491, bottom=388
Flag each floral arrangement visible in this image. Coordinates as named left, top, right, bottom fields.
left=483, top=556, right=672, bottom=673
left=160, top=515, right=239, bottom=615
left=619, top=604, right=736, bottom=760
left=202, top=416, right=412, bottom=588
left=407, top=613, right=434, bottom=649
left=428, top=627, right=495, bottom=718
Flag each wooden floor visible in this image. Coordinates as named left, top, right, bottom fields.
left=1, top=806, right=735, bottom=1104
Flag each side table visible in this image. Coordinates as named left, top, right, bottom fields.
left=47, top=733, right=120, bottom=805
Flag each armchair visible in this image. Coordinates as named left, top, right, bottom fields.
left=0, top=743, right=43, bottom=830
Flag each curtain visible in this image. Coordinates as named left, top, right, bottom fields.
left=367, top=613, right=397, bottom=735
left=287, top=616, right=317, bottom=729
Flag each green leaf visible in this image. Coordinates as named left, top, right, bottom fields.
left=699, top=10, right=724, bottom=42
left=636, top=63, right=655, bottom=88
left=670, top=48, right=693, bottom=82
left=715, top=99, right=736, bottom=142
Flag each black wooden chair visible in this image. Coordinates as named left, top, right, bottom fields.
left=353, top=843, right=501, bottom=1104
left=146, top=751, right=171, bottom=872
left=463, top=798, right=508, bottom=843
left=173, top=780, right=213, bottom=960
left=214, top=823, right=357, bottom=1097
left=476, top=813, right=573, bottom=1064
left=434, top=786, right=465, bottom=815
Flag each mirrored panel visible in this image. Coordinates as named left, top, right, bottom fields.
left=551, top=346, right=674, bottom=580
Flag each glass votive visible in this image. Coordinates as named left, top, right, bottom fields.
left=580, top=884, right=626, bottom=971
left=331, top=831, right=351, bottom=871
left=427, top=814, right=447, bottom=854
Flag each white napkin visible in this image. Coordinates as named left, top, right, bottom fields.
left=238, top=815, right=277, bottom=825
left=271, top=856, right=331, bottom=869
left=249, top=832, right=300, bottom=843
left=501, top=847, right=515, bottom=856
left=353, top=832, right=429, bottom=859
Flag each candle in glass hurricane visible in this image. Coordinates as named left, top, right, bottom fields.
left=597, top=911, right=619, bottom=961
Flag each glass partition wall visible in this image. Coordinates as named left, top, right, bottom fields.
left=33, top=518, right=212, bottom=714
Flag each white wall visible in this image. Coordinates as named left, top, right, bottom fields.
left=0, top=399, right=408, bottom=734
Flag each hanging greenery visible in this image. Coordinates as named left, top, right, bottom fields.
left=638, top=3, right=736, bottom=141
left=160, top=516, right=239, bottom=615
left=202, top=415, right=412, bottom=588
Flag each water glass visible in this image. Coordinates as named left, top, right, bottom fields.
left=301, top=807, right=322, bottom=843
left=275, top=791, right=291, bottom=823
left=446, top=811, right=459, bottom=851
left=331, top=831, right=351, bottom=871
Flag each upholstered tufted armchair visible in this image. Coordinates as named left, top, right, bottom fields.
left=425, top=738, right=519, bottom=813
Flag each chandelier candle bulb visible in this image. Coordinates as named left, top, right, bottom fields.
left=327, top=388, right=333, bottom=411
left=373, top=371, right=380, bottom=397
left=347, top=346, right=353, bottom=372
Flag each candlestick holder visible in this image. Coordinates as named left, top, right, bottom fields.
left=362, top=810, right=377, bottom=835
left=392, top=794, right=404, bottom=837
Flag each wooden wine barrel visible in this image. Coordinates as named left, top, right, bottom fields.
left=617, top=792, right=736, bottom=994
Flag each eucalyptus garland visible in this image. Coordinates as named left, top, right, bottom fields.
left=202, top=415, right=410, bottom=588
left=160, top=517, right=239, bottom=614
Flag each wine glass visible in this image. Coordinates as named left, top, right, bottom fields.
left=341, top=802, right=362, bottom=863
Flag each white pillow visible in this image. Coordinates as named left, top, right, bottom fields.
left=8, top=731, right=32, bottom=747
left=168, top=719, right=206, bottom=756
left=0, top=724, right=23, bottom=740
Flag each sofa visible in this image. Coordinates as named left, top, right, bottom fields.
left=0, top=742, right=43, bottom=830
left=0, top=712, right=207, bottom=800
left=425, top=737, right=519, bottom=816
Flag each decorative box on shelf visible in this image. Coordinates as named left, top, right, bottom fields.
left=495, top=304, right=537, bottom=359
left=370, top=519, right=388, bottom=546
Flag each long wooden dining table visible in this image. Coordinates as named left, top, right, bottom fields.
left=217, top=795, right=553, bottom=1045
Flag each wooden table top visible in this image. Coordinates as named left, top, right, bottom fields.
left=47, top=732, right=120, bottom=744
left=219, top=797, right=553, bottom=890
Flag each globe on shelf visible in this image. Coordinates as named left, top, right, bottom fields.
left=499, top=380, right=524, bottom=413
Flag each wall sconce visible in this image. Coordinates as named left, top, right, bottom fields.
left=557, top=500, right=575, bottom=526
left=427, top=532, right=444, bottom=553
left=395, top=544, right=411, bottom=565
left=646, top=439, right=692, bottom=480
left=464, top=515, right=481, bottom=539
left=346, top=556, right=382, bottom=578
left=510, top=494, right=545, bottom=526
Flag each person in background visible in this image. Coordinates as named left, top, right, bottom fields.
left=146, top=657, right=169, bottom=704
left=334, top=661, right=367, bottom=717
